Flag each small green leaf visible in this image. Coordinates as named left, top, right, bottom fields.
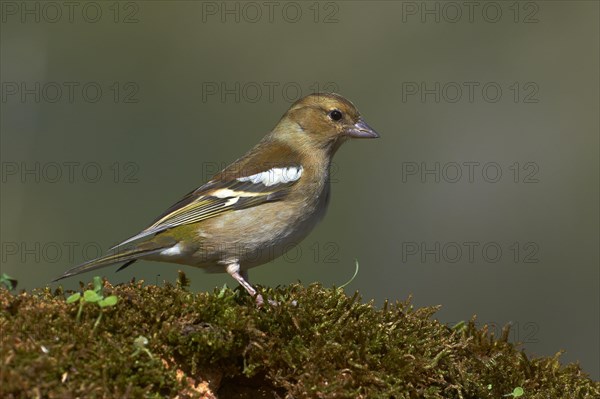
left=0, top=273, right=18, bottom=290
left=134, top=335, right=149, bottom=348
left=66, top=293, right=81, bottom=303
left=83, top=290, right=102, bottom=303
left=132, top=335, right=153, bottom=359
left=92, top=276, right=103, bottom=293
left=98, top=295, right=118, bottom=308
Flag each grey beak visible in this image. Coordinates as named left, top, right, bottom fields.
left=346, top=118, right=380, bottom=138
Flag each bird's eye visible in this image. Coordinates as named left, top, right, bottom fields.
left=329, top=109, right=343, bottom=121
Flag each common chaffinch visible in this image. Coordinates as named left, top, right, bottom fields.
left=54, top=93, right=379, bottom=304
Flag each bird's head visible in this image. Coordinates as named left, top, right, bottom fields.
left=273, top=93, right=379, bottom=153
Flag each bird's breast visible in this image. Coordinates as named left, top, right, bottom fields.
left=189, top=181, right=331, bottom=270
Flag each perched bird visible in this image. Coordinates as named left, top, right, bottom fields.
left=53, top=93, right=379, bottom=304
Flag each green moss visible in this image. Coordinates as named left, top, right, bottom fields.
left=1, top=274, right=598, bottom=398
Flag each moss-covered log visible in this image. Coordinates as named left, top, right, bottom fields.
left=1, top=273, right=597, bottom=398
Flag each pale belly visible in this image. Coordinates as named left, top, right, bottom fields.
left=146, top=189, right=330, bottom=273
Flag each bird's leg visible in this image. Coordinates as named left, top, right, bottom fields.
left=240, top=269, right=249, bottom=284
left=226, top=263, right=264, bottom=306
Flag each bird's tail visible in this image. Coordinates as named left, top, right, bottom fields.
left=52, top=240, right=171, bottom=282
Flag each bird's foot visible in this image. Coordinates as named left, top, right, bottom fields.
left=253, top=293, right=279, bottom=307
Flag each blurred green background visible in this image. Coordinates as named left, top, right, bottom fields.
left=1, top=1, right=598, bottom=379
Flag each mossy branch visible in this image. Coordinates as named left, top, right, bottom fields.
left=0, top=274, right=597, bottom=398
